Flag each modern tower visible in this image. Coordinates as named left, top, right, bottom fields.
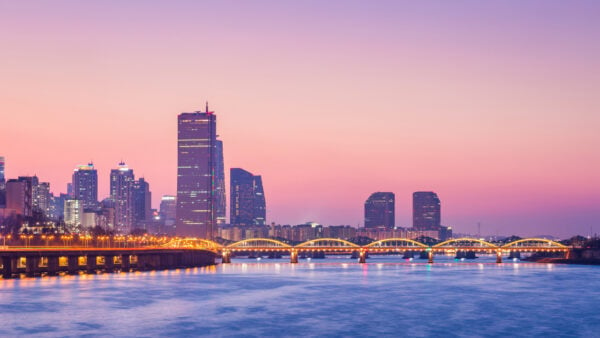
left=412, top=191, right=441, bottom=230
left=5, top=177, right=33, bottom=217
left=132, top=177, right=152, bottom=229
left=0, top=156, right=5, bottom=208
left=110, top=162, right=135, bottom=233
left=214, top=139, right=226, bottom=225
left=230, top=168, right=266, bottom=226
left=72, top=163, right=98, bottom=210
left=364, top=192, right=395, bottom=228
left=176, top=103, right=217, bottom=238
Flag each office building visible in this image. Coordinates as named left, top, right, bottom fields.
left=176, top=104, right=217, bottom=238
left=64, top=199, right=83, bottom=229
left=132, top=177, right=152, bottom=228
left=230, top=168, right=266, bottom=226
left=110, top=162, right=135, bottom=233
left=72, top=163, right=98, bottom=210
left=412, top=191, right=441, bottom=230
left=214, top=139, right=226, bottom=225
left=5, top=177, right=33, bottom=217
left=364, top=192, right=395, bottom=229
left=0, top=156, right=5, bottom=208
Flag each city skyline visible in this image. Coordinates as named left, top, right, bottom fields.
left=1, top=1, right=599, bottom=237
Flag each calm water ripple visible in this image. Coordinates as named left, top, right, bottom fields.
left=1, top=256, right=599, bottom=337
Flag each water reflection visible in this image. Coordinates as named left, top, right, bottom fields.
left=0, top=258, right=599, bottom=337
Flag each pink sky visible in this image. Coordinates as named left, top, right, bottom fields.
left=1, top=1, right=599, bottom=237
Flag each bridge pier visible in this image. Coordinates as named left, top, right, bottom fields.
left=290, top=250, right=298, bottom=264
left=105, top=255, right=115, bottom=273
left=496, top=250, right=503, bottom=264
left=2, top=256, right=14, bottom=279
left=358, top=250, right=367, bottom=264
left=222, top=250, right=231, bottom=264
left=428, top=250, right=434, bottom=264
left=26, top=256, right=40, bottom=277
left=87, top=255, right=98, bottom=274
left=47, top=256, right=59, bottom=276
left=67, top=256, right=79, bottom=275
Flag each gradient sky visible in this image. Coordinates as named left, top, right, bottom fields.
left=1, top=1, right=599, bottom=237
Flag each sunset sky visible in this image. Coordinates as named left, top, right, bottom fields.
left=1, top=1, right=598, bottom=237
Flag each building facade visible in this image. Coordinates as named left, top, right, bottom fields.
left=72, top=163, right=98, bottom=210
left=364, top=192, right=395, bottom=229
left=230, top=168, right=266, bottom=226
left=110, top=162, right=135, bottom=233
left=5, top=177, right=32, bottom=217
left=176, top=105, right=217, bottom=238
left=214, top=139, right=227, bottom=225
left=412, top=191, right=441, bottom=230
left=0, top=156, right=5, bottom=208
left=132, top=177, right=152, bottom=229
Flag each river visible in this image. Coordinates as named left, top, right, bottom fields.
left=1, top=256, right=599, bottom=337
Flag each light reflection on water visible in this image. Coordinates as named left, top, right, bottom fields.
left=1, top=256, right=600, bottom=337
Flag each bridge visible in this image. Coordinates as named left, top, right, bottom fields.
left=0, top=237, right=569, bottom=278
left=171, top=237, right=569, bottom=264
left=0, top=246, right=218, bottom=279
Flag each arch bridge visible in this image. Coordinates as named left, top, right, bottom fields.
left=214, top=237, right=569, bottom=264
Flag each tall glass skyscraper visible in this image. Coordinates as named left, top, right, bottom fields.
left=364, top=192, right=395, bottom=228
left=0, top=156, right=5, bottom=208
left=176, top=104, right=217, bottom=238
left=214, top=139, right=226, bottom=225
left=230, top=168, right=266, bottom=226
left=412, top=191, right=441, bottom=230
left=110, top=162, right=135, bottom=233
left=72, top=163, right=98, bottom=210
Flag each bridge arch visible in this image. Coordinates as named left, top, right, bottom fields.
left=226, top=238, right=292, bottom=249
left=502, top=238, right=568, bottom=250
left=433, top=238, right=498, bottom=249
left=365, top=238, right=428, bottom=249
left=163, top=238, right=222, bottom=253
left=296, top=238, right=360, bottom=248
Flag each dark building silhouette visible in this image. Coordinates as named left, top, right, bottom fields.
left=412, top=191, right=441, bottom=230
left=230, top=168, right=266, bottom=226
left=132, top=177, right=151, bottom=229
left=176, top=104, right=217, bottom=238
left=72, top=163, right=98, bottom=210
left=110, top=162, right=135, bottom=233
left=214, top=139, right=226, bottom=225
left=364, top=192, right=395, bottom=228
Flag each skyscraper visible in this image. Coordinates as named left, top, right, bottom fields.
left=0, top=156, right=5, bottom=208
left=230, top=168, right=266, bottom=226
left=72, top=163, right=98, bottom=210
left=176, top=104, right=217, bottom=238
left=132, top=177, right=152, bottom=229
left=412, top=191, right=441, bottom=230
left=364, top=192, right=395, bottom=228
left=214, top=139, right=227, bottom=225
left=110, top=162, right=135, bottom=233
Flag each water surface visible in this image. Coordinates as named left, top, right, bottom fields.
left=1, top=256, right=599, bottom=337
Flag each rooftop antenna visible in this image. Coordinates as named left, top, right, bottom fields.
left=206, top=101, right=209, bottom=113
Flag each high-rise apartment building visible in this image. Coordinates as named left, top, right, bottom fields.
left=5, top=177, right=33, bottom=217
left=412, top=191, right=441, bottom=230
left=110, top=162, right=135, bottom=233
left=176, top=104, right=217, bottom=238
left=64, top=199, right=83, bottom=229
left=72, top=163, right=98, bottom=210
left=230, top=168, right=266, bottom=226
left=132, top=177, right=151, bottom=229
left=214, top=139, right=226, bottom=225
left=33, top=180, right=52, bottom=217
left=364, top=192, right=395, bottom=229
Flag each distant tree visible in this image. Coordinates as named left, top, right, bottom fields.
left=415, top=236, right=439, bottom=246
left=348, top=236, right=374, bottom=245
left=501, top=235, right=522, bottom=244
left=130, top=228, right=147, bottom=236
